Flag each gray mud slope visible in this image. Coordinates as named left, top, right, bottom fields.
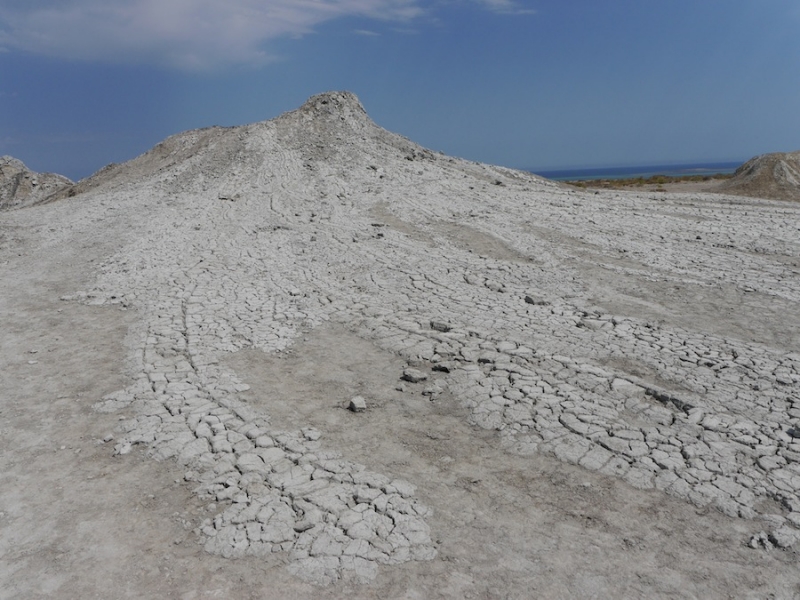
left=715, top=150, right=800, bottom=201
left=2, top=91, right=800, bottom=597
left=0, top=155, right=72, bottom=209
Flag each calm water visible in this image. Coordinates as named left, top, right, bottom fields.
left=531, top=161, right=741, bottom=182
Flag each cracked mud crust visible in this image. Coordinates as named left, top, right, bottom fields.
left=2, top=91, right=800, bottom=598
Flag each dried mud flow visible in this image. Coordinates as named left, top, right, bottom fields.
left=2, top=91, right=800, bottom=599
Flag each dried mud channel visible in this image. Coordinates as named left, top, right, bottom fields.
left=224, top=324, right=799, bottom=598
left=2, top=92, right=800, bottom=598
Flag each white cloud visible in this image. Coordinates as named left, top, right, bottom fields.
left=0, top=0, right=427, bottom=70
left=474, top=0, right=535, bottom=15
left=0, top=1, right=536, bottom=69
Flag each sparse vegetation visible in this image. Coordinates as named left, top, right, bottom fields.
left=566, top=172, right=733, bottom=190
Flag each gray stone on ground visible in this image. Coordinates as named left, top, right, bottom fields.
left=348, top=396, right=367, bottom=412
left=401, top=368, right=428, bottom=383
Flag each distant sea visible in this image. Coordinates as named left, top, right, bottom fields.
left=530, top=161, right=741, bottom=182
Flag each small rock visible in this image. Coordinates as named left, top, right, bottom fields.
left=402, top=368, right=428, bottom=383
left=294, top=519, right=316, bottom=533
left=524, top=295, right=549, bottom=306
left=422, top=381, right=446, bottom=397
left=769, top=526, right=800, bottom=549
left=611, top=379, right=642, bottom=397
left=302, top=427, right=321, bottom=441
left=102, top=434, right=114, bottom=443
left=748, top=531, right=773, bottom=550
left=430, top=320, right=451, bottom=333
left=349, top=396, right=367, bottom=412
left=485, top=280, right=504, bottom=293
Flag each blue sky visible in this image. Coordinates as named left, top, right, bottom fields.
left=1, top=0, right=799, bottom=180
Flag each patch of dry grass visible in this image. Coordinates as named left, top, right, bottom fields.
left=568, top=172, right=733, bottom=190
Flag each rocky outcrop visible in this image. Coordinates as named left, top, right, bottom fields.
left=0, top=156, right=73, bottom=209
left=715, top=151, right=800, bottom=201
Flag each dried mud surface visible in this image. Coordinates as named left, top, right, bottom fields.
left=2, top=92, right=800, bottom=598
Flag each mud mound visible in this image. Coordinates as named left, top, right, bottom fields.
left=0, top=155, right=73, bottom=209
left=4, top=91, right=800, bottom=596
left=49, top=125, right=236, bottom=200
left=715, top=151, right=800, bottom=201
left=51, top=91, right=552, bottom=204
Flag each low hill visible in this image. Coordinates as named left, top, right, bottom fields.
left=714, top=150, right=800, bottom=201
left=0, top=156, right=73, bottom=209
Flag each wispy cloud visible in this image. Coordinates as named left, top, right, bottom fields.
left=354, top=29, right=381, bottom=36
left=474, top=0, right=535, bottom=15
left=0, top=0, right=426, bottom=70
left=0, top=1, right=534, bottom=70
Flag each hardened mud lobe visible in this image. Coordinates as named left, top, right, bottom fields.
left=80, top=92, right=800, bottom=582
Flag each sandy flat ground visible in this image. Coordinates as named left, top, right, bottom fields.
left=2, top=93, right=800, bottom=598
